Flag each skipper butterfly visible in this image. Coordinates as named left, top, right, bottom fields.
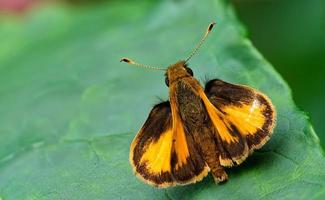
left=121, top=23, right=276, bottom=188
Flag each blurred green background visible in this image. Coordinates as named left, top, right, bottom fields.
left=0, top=0, right=324, bottom=149
left=232, top=0, right=325, bottom=148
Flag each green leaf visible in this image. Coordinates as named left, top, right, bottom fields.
left=0, top=0, right=324, bottom=199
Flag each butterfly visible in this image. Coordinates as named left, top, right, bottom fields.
left=121, top=22, right=276, bottom=188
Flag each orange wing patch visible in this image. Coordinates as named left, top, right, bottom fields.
left=172, top=113, right=190, bottom=170
left=139, top=104, right=190, bottom=173
left=222, top=99, right=266, bottom=136
left=140, top=129, right=173, bottom=173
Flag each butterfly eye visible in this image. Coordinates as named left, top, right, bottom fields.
left=185, top=67, right=194, bottom=76
left=165, top=76, right=169, bottom=87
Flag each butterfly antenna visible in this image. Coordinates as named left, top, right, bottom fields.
left=120, top=58, right=166, bottom=71
left=185, top=22, right=216, bottom=63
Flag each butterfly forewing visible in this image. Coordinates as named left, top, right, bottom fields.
left=130, top=101, right=174, bottom=186
left=202, top=79, right=276, bottom=166
left=130, top=99, right=209, bottom=187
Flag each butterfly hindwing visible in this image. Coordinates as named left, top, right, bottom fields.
left=130, top=101, right=209, bottom=188
left=199, top=79, right=276, bottom=166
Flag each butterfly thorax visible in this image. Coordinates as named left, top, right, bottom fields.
left=167, top=61, right=207, bottom=131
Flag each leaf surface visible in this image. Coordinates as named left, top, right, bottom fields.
left=0, top=0, right=324, bottom=199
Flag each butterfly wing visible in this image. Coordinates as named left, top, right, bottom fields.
left=130, top=101, right=209, bottom=188
left=199, top=79, right=276, bottom=167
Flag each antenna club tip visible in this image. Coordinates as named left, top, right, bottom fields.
left=120, top=58, right=132, bottom=64
left=208, top=22, right=216, bottom=32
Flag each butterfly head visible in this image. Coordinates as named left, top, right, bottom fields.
left=164, top=60, right=193, bottom=87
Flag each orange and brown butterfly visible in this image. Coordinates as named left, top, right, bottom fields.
left=120, top=22, right=276, bottom=188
